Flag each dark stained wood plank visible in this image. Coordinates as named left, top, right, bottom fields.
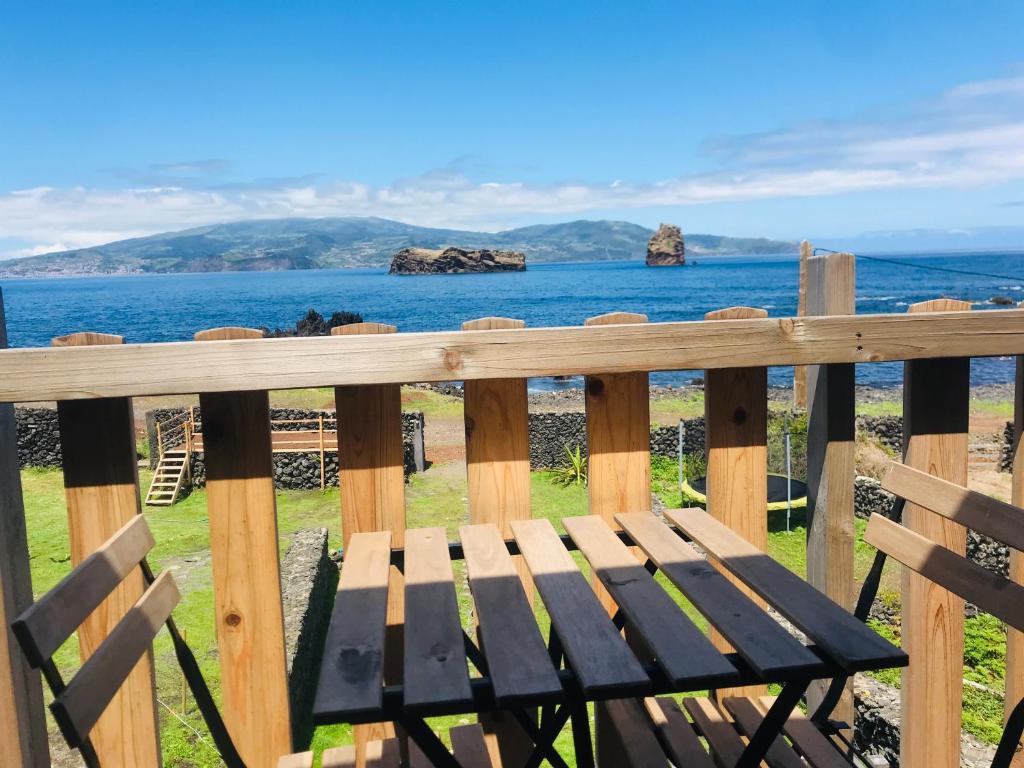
left=683, top=697, right=758, bottom=768
left=313, top=531, right=392, bottom=721
left=865, top=514, right=1024, bottom=631
left=756, top=696, right=850, bottom=768
left=600, top=697, right=668, bottom=767
left=510, top=518, right=649, bottom=696
left=12, top=515, right=153, bottom=666
left=563, top=515, right=737, bottom=687
left=617, top=513, right=821, bottom=678
left=50, top=571, right=180, bottom=748
left=459, top=524, right=561, bottom=704
left=883, top=461, right=1024, bottom=552
left=322, top=738, right=400, bottom=768
left=666, top=508, right=906, bottom=672
left=450, top=723, right=496, bottom=768
left=403, top=527, right=472, bottom=712
left=644, top=698, right=715, bottom=768
left=722, top=697, right=804, bottom=768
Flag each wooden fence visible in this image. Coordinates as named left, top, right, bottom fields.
left=1, top=251, right=1024, bottom=767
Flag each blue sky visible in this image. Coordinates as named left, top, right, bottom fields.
left=2, top=1, right=1024, bottom=257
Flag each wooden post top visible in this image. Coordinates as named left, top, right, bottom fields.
left=51, top=332, right=123, bottom=347
left=584, top=312, right=648, bottom=326
left=194, top=327, right=265, bottom=341
left=908, top=298, right=972, bottom=313
left=331, top=322, right=397, bottom=336
left=704, top=307, right=769, bottom=321
left=461, top=317, right=525, bottom=331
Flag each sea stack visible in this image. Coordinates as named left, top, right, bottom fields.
left=646, top=224, right=685, bottom=266
left=389, top=246, right=526, bottom=275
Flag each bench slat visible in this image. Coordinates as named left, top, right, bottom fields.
left=601, top=697, right=669, bottom=767
left=314, top=531, right=392, bottom=721
left=322, top=738, right=400, bottom=768
left=667, top=508, right=906, bottom=672
left=404, top=527, right=473, bottom=711
left=12, top=515, right=153, bottom=667
left=277, top=753, right=313, bottom=768
left=865, top=514, right=1024, bottom=631
left=617, top=513, right=822, bottom=678
left=645, top=698, right=715, bottom=768
left=50, top=571, right=179, bottom=747
left=883, top=462, right=1024, bottom=553
left=564, top=515, right=737, bottom=688
left=459, top=524, right=561, bottom=704
left=451, top=723, right=496, bottom=768
left=511, top=518, right=648, bottom=696
left=757, top=696, right=850, bottom=768
left=723, top=697, right=804, bottom=768
left=683, top=697, right=756, bottom=768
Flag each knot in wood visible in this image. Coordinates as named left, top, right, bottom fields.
left=732, top=406, right=747, bottom=425
left=779, top=317, right=796, bottom=335
left=587, top=378, right=605, bottom=397
left=443, top=348, right=462, bottom=372
left=224, top=611, right=242, bottom=628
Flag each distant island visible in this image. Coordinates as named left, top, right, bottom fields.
left=0, top=216, right=797, bottom=277
left=389, top=246, right=526, bottom=275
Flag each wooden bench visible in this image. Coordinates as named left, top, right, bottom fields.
left=10, top=514, right=313, bottom=768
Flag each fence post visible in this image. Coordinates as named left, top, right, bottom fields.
left=318, top=414, right=325, bottom=490
left=196, top=326, right=292, bottom=766
left=51, top=331, right=161, bottom=766
left=583, top=311, right=652, bottom=768
left=462, top=316, right=535, bottom=768
left=0, top=290, right=49, bottom=768
left=804, top=253, right=856, bottom=731
left=704, top=306, right=769, bottom=700
left=1010, top=354, right=1024, bottom=734
left=901, top=298, right=971, bottom=768
left=793, top=240, right=812, bottom=410
left=333, top=322, right=406, bottom=762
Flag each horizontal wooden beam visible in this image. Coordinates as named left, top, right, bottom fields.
left=2, top=310, right=1024, bottom=403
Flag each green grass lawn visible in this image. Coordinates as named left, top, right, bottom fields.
left=20, top=455, right=1009, bottom=764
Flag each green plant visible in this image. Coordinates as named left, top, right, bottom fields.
left=681, top=451, right=707, bottom=482
left=551, top=443, right=587, bottom=487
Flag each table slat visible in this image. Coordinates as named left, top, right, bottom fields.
left=617, top=513, right=821, bottom=678
left=722, top=697, right=805, bottom=768
left=314, top=531, right=392, bottom=721
left=683, top=697, right=753, bottom=768
left=564, top=515, right=737, bottom=687
left=757, top=696, right=850, bottom=768
left=666, top=508, right=907, bottom=672
left=511, top=518, right=648, bottom=696
left=403, top=527, right=473, bottom=711
left=645, top=698, right=716, bottom=768
left=459, top=524, right=562, bottom=704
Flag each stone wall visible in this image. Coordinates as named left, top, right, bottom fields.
left=857, top=415, right=903, bottom=454
left=280, top=528, right=336, bottom=745
left=1002, top=420, right=1015, bottom=472
left=14, top=407, right=61, bottom=468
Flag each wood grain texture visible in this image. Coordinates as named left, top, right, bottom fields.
left=461, top=316, right=535, bottom=766
left=12, top=516, right=153, bottom=666
left=332, top=322, right=406, bottom=753
left=584, top=311, right=651, bottom=617
left=599, top=696, right=668, bottom=768
left=7, top=311, right=1024, bottom=402
left=704, top=306, right=769, bottom=699
left=450, top=723, right=497, bottom=768
left=564, top=514, right=736, bottom=686
left=198, top=327, right=292, bottom=766
left=54, top=331, right=160, bottom=767
left=883, top=461, right=1024, bottom=551
left=722, top=697, right=804, bottom=768
left=510, top=518, right=648, bottom=696
left=617, top=513, right=819, bottom=678
left=322, top=738, right=400, bottom=768
left=50, top=571, right=179, bottom=748
left=403, top=527, right=472, bottom=711
left=900, top=298, right=970, bottom=768
left=0, top=287, right=48, bottom=768
left=645, top=698, right=715, bottom=768
left=313, top=531, right=392, bottom=721
left=666, top=507, right=904, bottom=671
left=756, top=695, right=850, bottom=768
left=194, top=327, right=265, bottom=341
left=793, top=239, right=811, bottom=409
left=865, top=514, right=1024, bottom=629
left=277, top=753, right=314, bottom=768
left=683, top=697, right=757, bottom=768
left=804, top=253, right=856, bottom=725
left=1010, top=354, right=1024, bottom=726
left=459, top=524, right=560, bottom=702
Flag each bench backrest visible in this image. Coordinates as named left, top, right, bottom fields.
left=10, top=514, right=179, bottom=752
left=866, top=462, right=1024, bottom=632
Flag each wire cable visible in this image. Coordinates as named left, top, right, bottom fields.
left=813, top=247, right=1024, bottom=284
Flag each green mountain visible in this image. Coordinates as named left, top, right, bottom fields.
left=0, top=217, right=797, bottom=276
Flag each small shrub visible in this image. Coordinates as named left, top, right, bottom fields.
left=551, top=444, right=587, bottom=487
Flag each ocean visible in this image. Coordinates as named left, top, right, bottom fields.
left=4, top=250, right=1024, bottom=390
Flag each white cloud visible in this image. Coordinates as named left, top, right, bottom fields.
left=3, top=73, right=1024, bottom=257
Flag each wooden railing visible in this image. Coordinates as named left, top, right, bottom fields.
left=2, top=251, right=1024, bottom=768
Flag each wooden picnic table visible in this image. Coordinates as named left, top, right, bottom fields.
left=312, top=510, right=907, bottom=768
